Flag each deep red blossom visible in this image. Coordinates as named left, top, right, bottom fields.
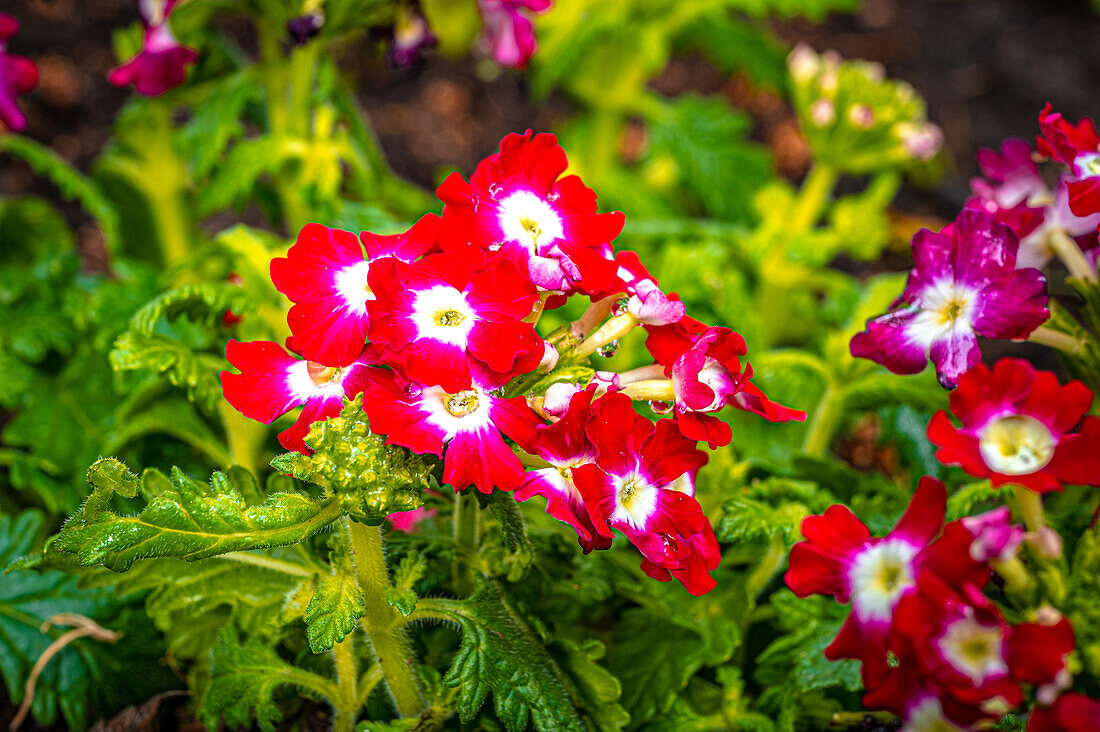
left=271, top=216, right=440, bottom=367
left=108, top=0, right=198, bottom=97
left=785, top=478, right=988, bottom=680
left=437, top=130, right=623, bottom=296
left=645, top=317, right=804, bottom=447
left=572, top=392, right=717, bottom=594
left=361, top=365, right=540, bottom=494
left=515, top=385, right=610, bottom=552
left=1037, top=104, right=1100, bottom=218
left=220, top=339, right=376, bottom=454
left=366, top=247, right=544, bottom=392
left=0, top=13, right=37, bottom=132
left=1028, top=694, right=1100, bottom=732
left=927, top=358, right=1100, bottom=494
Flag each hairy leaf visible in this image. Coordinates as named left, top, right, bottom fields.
left=305, top=565, right=365, bottom=653
left=128, top=282, right=254, bottom=337
left=200, top=629, right=339, bottom=732
left=53, top=461, right=342, bottom=571
left=109, top=331, right=227, bottom=413
left=425, top=581, right=588, bottom=732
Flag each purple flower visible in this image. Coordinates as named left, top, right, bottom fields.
left=962, top=507, right=1024, bottom=563
left=477, top=0, right=551, bottom=69
left=850, top=209, right=1049, bottom=388
left=388, top=4, right=436, bottom=67
left=0, top=13, right=37, bottom=132
left=108, top=0, right=198, bottom=97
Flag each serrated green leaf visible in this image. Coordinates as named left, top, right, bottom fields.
left=200, top=628, right=339, bottom=732
left=0, top=511, right=178, bottom=731
left=385, top=586, right=418, bottom=617
left=552, top=639, right=629, bottom=732
left=306, top=566, right=365, bottom=653
left=128, top=282, right=254, bottom=337
left=946, top=481, right=1010, bottom=520
left=52, top=462, right=342, bottom=571
left=487, top=491, right=534, bottom=581
left=109, top=331, right=226, bottom=412
left=755, top=591, right=861, bottom=694
left=424, top=581, right=587, bottom=732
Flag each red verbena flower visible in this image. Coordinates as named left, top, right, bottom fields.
left=437, top=130, right=624, bottom=296
left=1037, top=104, right=1100, bottom=218
left=361, top=365, right=540, bottom=494
left=515, top=385, right=610, bottom=552
left=785, top=477, right=988, bottom=679
left=0, top=13, right=37, bottom=133
left=271, top=216, right=440, bottom=367
left=109, top=0, right=199, bottom=97
left=1028, top=693, right=1100, bottom=732
left=572, top=392, right=718, bottom=595
left=220, top=339, right=376, bottom=454
left=612, top=251, right=685, bottom=326
left=366, top=247, right=544, bottom=392
left=850, top=209, right=1049, bottom=388
left=927, top=358, right=1100, bottom=494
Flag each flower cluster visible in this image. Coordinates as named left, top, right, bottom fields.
left=222, top=131, right=802, bottom=595
left=787, top=478, right=1077, bottom=730
left=0, top=13, right=37, bottom=133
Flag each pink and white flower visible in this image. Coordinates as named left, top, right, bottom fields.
left=219, top=339, right=377, bottom=454
left=366, top=247, right=544, bottom=392
left=0, top=13, right=36, bottom=133
left=476, top=0, right=551, bottom=69
left=611, top=251, right=685, bottom=326
left=436, top=130, right=624, bottom=296
left=850, top=209, right=1049, bottom=388
left=961, top=507, right=1024, bottom=563
left=515, top=385, right=609, bottom=552
left=785, top=478, right=989, bottom=679
left=572, top=392, right=715, bottom=593
left=271, top=216, right=440, bottom=367
left=361, top=366, right=540, bottom=494
left=108, top=0, right=198, bottom=97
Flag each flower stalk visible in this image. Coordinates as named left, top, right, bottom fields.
left=1049, top=229, right=1098, bottom=282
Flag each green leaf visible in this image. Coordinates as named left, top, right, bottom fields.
left=426, top=581, right=588, bottom=732
left=946, top=481, right=1011, bottom=520
left=551, top=639, right=629, bottom=732
left=605, top=607, right=708, bottom=727
left=305, top=565, right=365, bottom=653
left=128, top=282, right=254, bottom=337
left=0, top=136, right=121, bottom=250
left=74, top=457, right=140, bottom=524
left=109, top=331, right=226, bottom=412
left=754, top=591, right=861, bottom=693
left=52, top=462, right=342, bottom=571
left=716, top=489, right=810, bottom=545
left=197, top=136, right=296, bottom=215
left=487, top=491, right=534, bottom=581
left=385, top=586, right=418, bottom=617
left=200, top=628, right=339, bottom=732
left=180, top=67, right=260, bottom=179
left=0, top=511, right=178, bottom=731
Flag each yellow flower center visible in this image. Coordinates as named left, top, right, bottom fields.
left=435, top=309, right=467, bottom=327
left=307, top=362, right=342, bottom=386
left=978, top=414, right=1055, bottom=475
left=445, top=390, right=480, bottom=417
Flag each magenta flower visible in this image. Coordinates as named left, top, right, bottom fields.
left=961, top=507, right=1024, bottom=563
left=515, top=386, right=609, bottom=552
left=388, top=4, right=437, bottom=67
left=850, top=209, right=1049, bottom=388
left=220, top=340, right=377, bottom=454
left=477, top=0, right=551, bottom=69
left=271, top=217, right=440, bottom=368
left=366, top=248, right=544, bottom=393
left=0, top=13, right=37, bottom=132
left=108, top=0, right=198, bottom=97
left=362, top=367, right=540, bottom=494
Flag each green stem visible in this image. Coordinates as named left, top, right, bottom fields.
left=1027, top=325, right=1086, bottom=356
left=801, top=380, right=841, bottom=456
left=343, top=518, right=425, bottom=718
left=789, top=163, right=839, bottom=233
left=1013, top=485, right=1046, bottom=533
left=452, top=491, right=480, bottom=596
left=331, top=634, right=359, bottom=732
left=1050, top=229, right=1098, bottom=282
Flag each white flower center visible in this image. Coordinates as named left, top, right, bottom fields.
left=904, top=697, right=969, bottom=732
left=497, top=191, right=564, bottom=254
left=905, top=279, right=978, bottom=349
left=848, top=539, right=918, bottom=622
left=610, top=471, right=658, bottom=530
left=334, top=260, right=373, bottom=314
left=937, top=612, right=1007, bottom=685
left=978, top=414, right=1055, bottom=475
left=286, top=360, right=348, bottom=401
left=410, top=285, right=478, bottom=346
left=420, top=385, right=493, bottom=441
left=1075, top=152, right=1100, bottom=180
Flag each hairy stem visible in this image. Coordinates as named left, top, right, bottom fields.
left=789, top=163, right=839, bottom=233
left=343, top=518, right=425, bottom=718
left=330, top=634, right=359, bottom=732
left=801, top=380, right=840, bottom=457
left=452, top=491, right=480, bottom=596
left=1049, top=229, right=1098, bottom=282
